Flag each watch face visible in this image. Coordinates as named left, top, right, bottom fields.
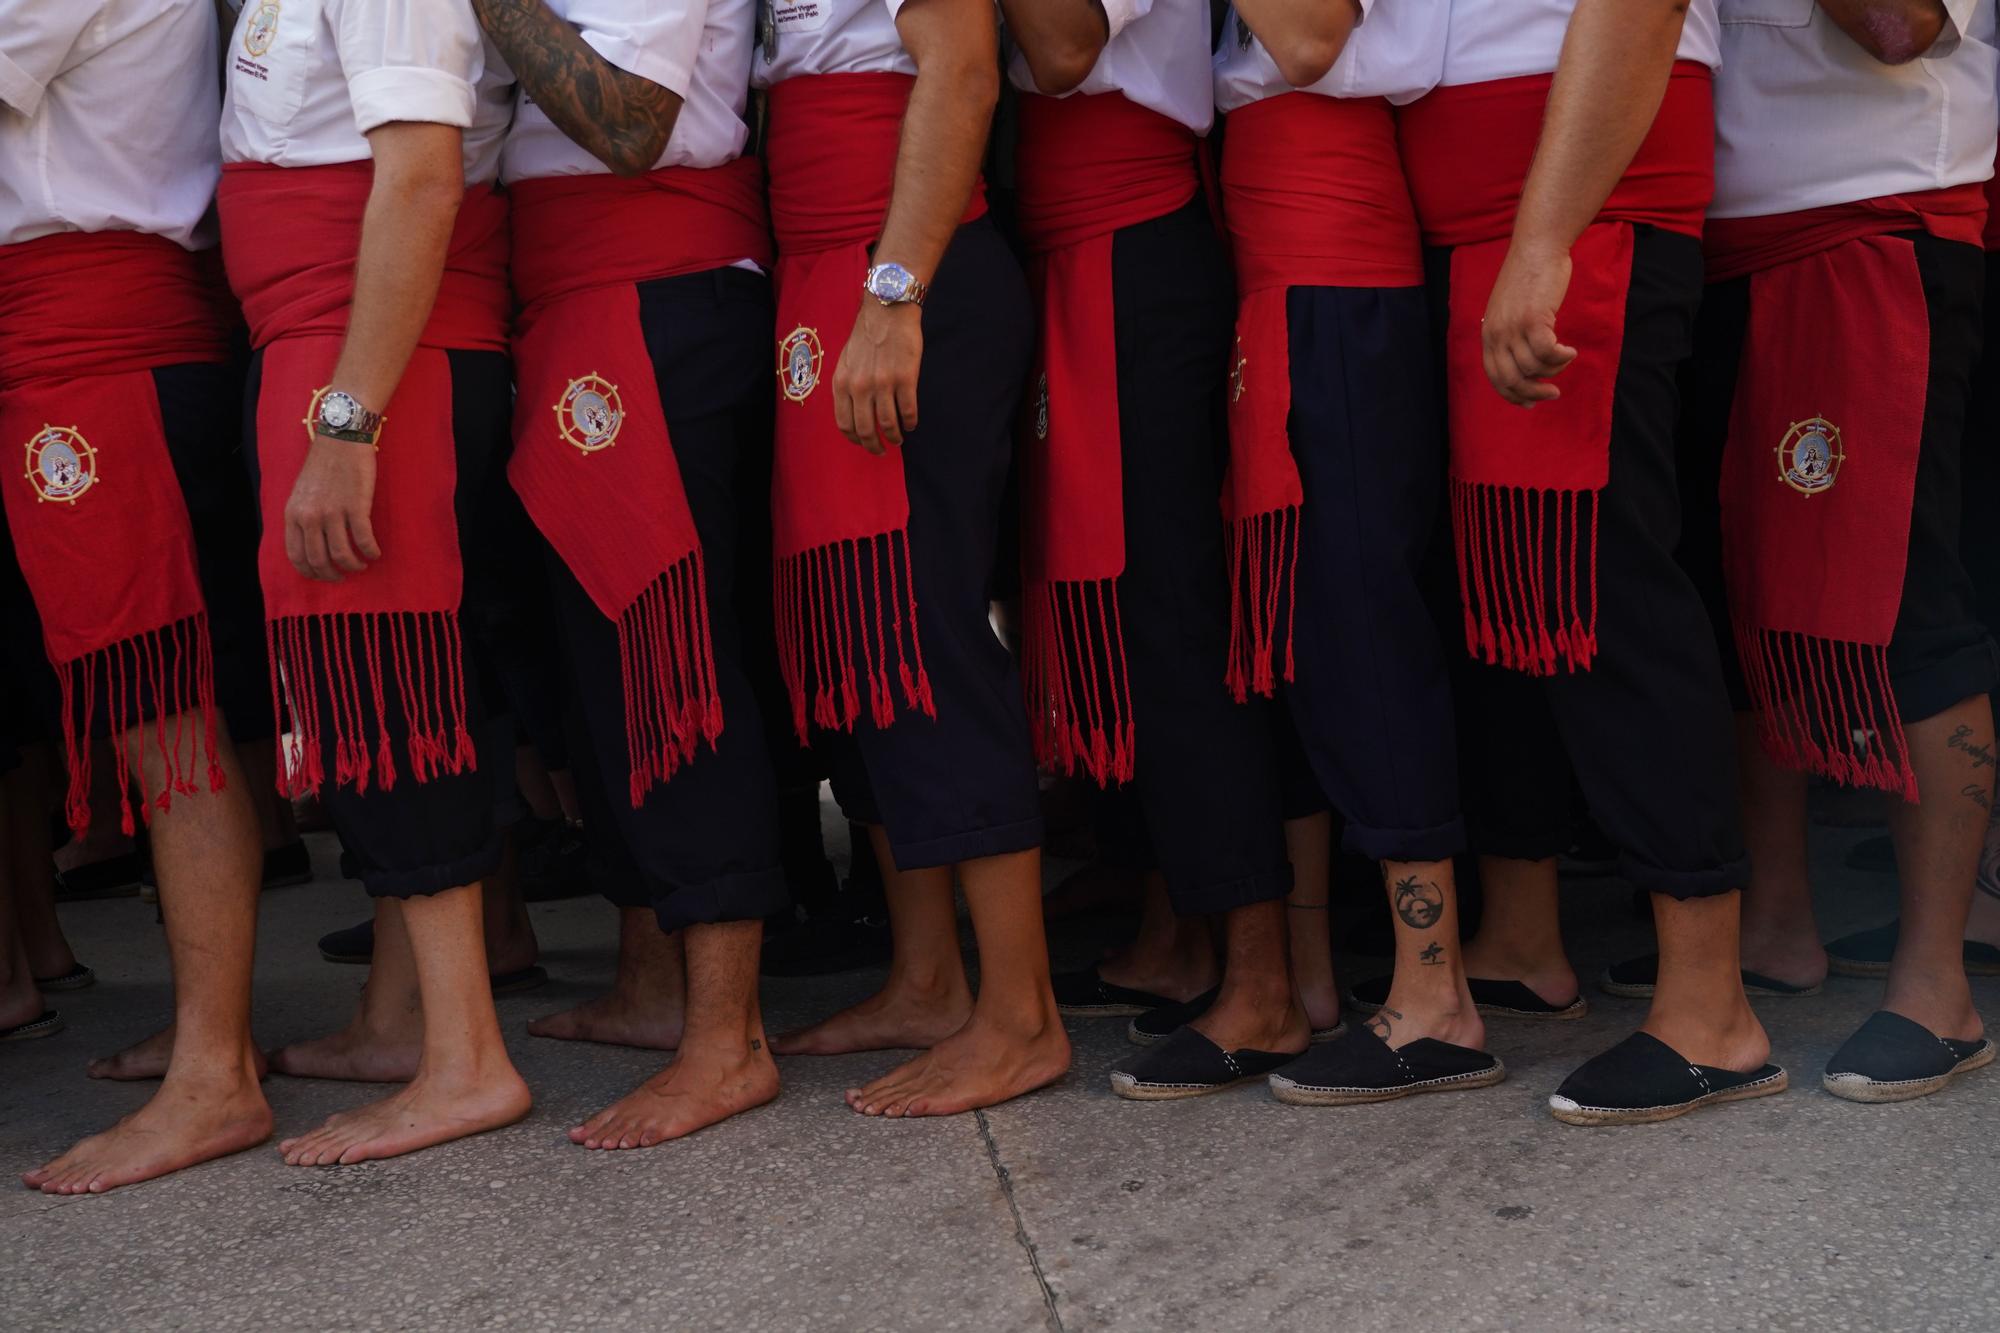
left=321, top=392, right=357, bottom=430
left=871, top=265, right=913, bottom=302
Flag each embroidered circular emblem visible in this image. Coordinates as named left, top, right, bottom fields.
left=778, top=326, right=824, bottom=404
left=244, top=1, right=282, bottom=56
left=1776, top=416, right=1844, bottom=496
left=555, top=374, right=624, bottom=453
left=1229, top=336, right=1248, bottom=404
left=1033, top=373, right=1049, bottom=441
left=23, top=425, right=97, bottom=504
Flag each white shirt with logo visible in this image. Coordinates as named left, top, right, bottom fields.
left=1711, top=0, right=1997, bottom=218
left=1439, top=0, right=1721, bottom=87
left=1007, top=0, right=1214, bottom=133
left=1213, top=0, right=1448, bottom=112
left=751, top=0, right=915, bottom=85
left=220, top=0, right=515, bottom=184
left=0, top=0, right=220, bottom=248
left=501, top=0, right=756, bottom=181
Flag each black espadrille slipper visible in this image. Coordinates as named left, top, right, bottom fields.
left=1824, top=921, right=2000, bottom=979
left=1109, top=1027, right=1304, bottom=1100
left=32, top=963, right=95, bottom=993
left=1268, top=1024, right=1504, bottom=1106
left=0, top=1010, right=64, bottom=1042
left=1348, top=975, right=1586, bottom=1021
left=1822, top=1011, right=1995, bottom=1103
left=1124, top=989, right=1343, bottom=1046
left=1053, top=965, right=1182, bottom=1017
left=1548, top=1032, right=1786, bottom=1126
left=1599, top=953, right=1819, bottom=999
left=318, top=917, right=374, bottom=965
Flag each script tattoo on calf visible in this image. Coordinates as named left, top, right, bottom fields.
left=1392, top=876, right=1445, bottom=930
left=471, top=0, right=679, bottom=176
left=1948, top=725, right=1997, bottom=771
left=1962, top=783, right=1992, bottom=813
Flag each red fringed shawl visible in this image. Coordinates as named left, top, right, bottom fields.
left=764, top=73, right=984, bottom=743
left=1220, top=92, right=1425, bottom=699
left=218, top=160, right=510, bottom=798
left=1399, top=63, right=1714, bottom=675
left=507, top=160, right=772, bottom=805
left=0, top=231, right=235, bottom=834
left=1705, top=188, right=1988, bottom=800
left=1012, top=91, right=1202, bottom=785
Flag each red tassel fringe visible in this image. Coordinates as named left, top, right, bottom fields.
left=774, top=530, right=934, bottom=744
left=266, top=609, right=477, bottom=799
left=1450, top=479, right=1599, bottom=676
left=1023, top=576, right=1137, bottom=786
left=1225, top=505, right=1301, bottom=703
left=615, top=551, right=725, bottom=807
left=1737, top=622, right=1918, bottom=802
left=55, top=612, right=225, bottom=838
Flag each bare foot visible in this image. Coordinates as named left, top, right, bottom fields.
left=268, top=1022, right=422, bottom=1083
left=278, top=1065, right=531, bottom=1166
left=571, top=1043, right=779, bottom=1148
left=23, top=1068, right=272, bottom=1195
left=528, top=991, right=683, bottom=1051
left=845, top=1010, right=1070, bottom=1118
left=772, top=977, right=973, bottom=1056
left=89, top=1024, right=270, bottom=1082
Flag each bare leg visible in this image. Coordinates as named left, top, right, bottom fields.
left=516, top=745, right=563, bottom=822
left=570, top=919, right=778, bottom=1147
left=1095, top=872, right=1217, bottom=1001
left=25, top=723, right=272, bottom=1194
left=1732, top=715, right=1828, bottom=987
left=1186, top=897, right=1309, bottom=1054
left=847, top=847, right=1070, bottom=1116
left=1970, top=805, right=2000, bottom=944
left=50, top=741, right=133, bottom=876
left=7, top=751, right=79, bottom=981
left=269, top=899, right=423, bottom=1081
left=1284, top=813, right=1339, bottom=1031
left=529, top=907, right=686, bottom=1049
left=280, top=882, right=531, bottom=1165
left=1641, top=890, right=1770, bottom=1071
left=772, top=825, right=973, bottom=1055
left=1365, top=860, right=1483, bottom=1051
left=482, top=832, right=539, bottom=975
left=0, top=775, right=47, bottom=1030
left=235, top=738, right=298, bottom=852
left=1880, top=697, right=1990, bottom=1040
left=1460, top=856, right=1579, bottom=1005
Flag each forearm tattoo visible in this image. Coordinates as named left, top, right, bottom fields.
left=471, top=0, right=679, bottom=175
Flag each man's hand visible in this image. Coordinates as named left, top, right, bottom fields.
left=1482, top=240, right=1578, bottom=407
left=284, top=436, right=381, bottom=581
left=832, top=302, right=923, bottom=454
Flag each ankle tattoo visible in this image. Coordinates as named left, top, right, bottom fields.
left=1393, top=876, right=1444, bottom=929
left=1418, top=942, right=1445, bottom=966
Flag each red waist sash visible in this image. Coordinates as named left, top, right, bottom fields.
left=1014, top=91, right=1200, bottom=785
left=218, top=161, right=511, bottom=797
left=764, top=73, right=985, bottom=742
left=1705, top=183, right=1988, bottom=283
left=1221, top=92, right=1423, bottom=698
left=1710, top=208, right=1947, bottom=800
left=1401, top=65, right=1714, bottom=677
left=508, top=160, right=771, bottom=804
left=0, top=232, right=235, bottom=833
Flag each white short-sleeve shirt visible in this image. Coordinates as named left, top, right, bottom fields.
left=1007, top=0, right=1214, bottom=133
left=1440, top=0, right=1721, bottom=87
left=752, top=0, right=915, bottom=85
left=1213, top=0, right=1448, bottom=112
left=501, top=0, right=756, bottom=181
left=0, top=0, right=220, bottom=249
left=220, top=0, right=516, bottom=184
left=1711, top=0, right=1997, bottom=217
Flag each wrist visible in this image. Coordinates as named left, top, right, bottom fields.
left=309, top=386, right=385, bottom=446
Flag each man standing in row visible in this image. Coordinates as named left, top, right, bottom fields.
left=472, top=0, right=793, bottom=1145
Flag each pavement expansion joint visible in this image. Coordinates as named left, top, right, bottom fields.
left=976, top=1108, right=1065, bottom=1333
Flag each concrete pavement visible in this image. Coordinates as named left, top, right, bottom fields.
left=2, top=813, right=1996, bottom=1331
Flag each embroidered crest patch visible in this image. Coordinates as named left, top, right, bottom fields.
left=23, top=425, right=97, bottom=504
left=244, top=1, right=281, bottom=57
left=556, top=374, right=624, bottom=453
left=1776, top=417, right=1843, bottom=496
left=778, top=326, right=824, bottom=404
left=1033, top=373, right=1049, bottom=441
